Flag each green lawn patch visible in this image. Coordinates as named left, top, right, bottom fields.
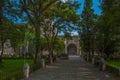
left=105, top=60, right=120, bottom=69
left=0, top=59, right=34, bottom=80
left=105, top=60, right=120, bottom=76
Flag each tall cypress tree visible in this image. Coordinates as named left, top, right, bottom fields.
left=80, top=0, right=96, bottom=60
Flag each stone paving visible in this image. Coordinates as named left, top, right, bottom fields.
left=28, top=55, right=117, bottom=80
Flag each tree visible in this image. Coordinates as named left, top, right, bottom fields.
left=0, top=0, right=24, bottom=64
left=42, top=1, right=80, bottom=63
left=2, top=0, right=80, bottom=64
left=54, top=37, right=65, bottom=57
left=0, top=0, right=4, bottom=64
left=3, top=0, right=81, bottom=64
left=79, top=0, right=96, bottom=60
left=95, top=0, right=120, bottom=57
left=0, top=18, right=13, bottom=64
left=16, top=0, right=61, bottom=63
left=9, top=24, right=27, bottom=53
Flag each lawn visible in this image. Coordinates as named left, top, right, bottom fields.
left=0, top=59, right=34, bottom=80
left=105, top=60, right=120, bottom=69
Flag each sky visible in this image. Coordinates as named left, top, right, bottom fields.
left=61, top=0, right=101, bottom=15
left=77, top=0, right=101, bottom=15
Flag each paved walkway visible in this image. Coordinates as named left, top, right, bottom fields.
left=29, top=55, right=117, bottom=80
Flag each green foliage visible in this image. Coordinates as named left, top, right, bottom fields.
left=95, top=0, right=120, bottom=55
left=0, top=18, right=13, bottom=40
left=39, top=37, right=47, bottom=50
left=9, top=24, right=26, bottom=49
left=54, top=37, right=65, bottom=55
left=42, top=0, right=80, bottom=34
left=41, top=55, right=50, bottom=64
left=79, top=0, right=96, bottom=53
left=39, top=1, right=80, bottom=63
left=64, top=32, right=72, bottom=39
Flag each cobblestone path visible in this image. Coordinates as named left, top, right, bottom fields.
left=28, top=55, right=117, bottom=80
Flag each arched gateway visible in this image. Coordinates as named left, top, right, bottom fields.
left=67, top=44, right=77, bottom=55
left=64, top=36, right=80, bottom=55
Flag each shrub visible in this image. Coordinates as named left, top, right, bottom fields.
left=2, top=53, right=33, bottom=59
left=41, top=55, right=50, bottom=64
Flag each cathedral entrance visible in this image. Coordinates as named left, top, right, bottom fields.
left=67, top=44, right=77, bottom=55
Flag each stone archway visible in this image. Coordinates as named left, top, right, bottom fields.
left=67, top=44, right=77, bottom=55
left=64, top=36, right=80, bottom=55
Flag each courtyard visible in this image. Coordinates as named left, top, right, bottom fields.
left=0, top=0, right=120, bottom=80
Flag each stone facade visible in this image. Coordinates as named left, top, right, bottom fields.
left=1, top=36, right=81, bottom=56
left=3, top=40, right=14, bottom=55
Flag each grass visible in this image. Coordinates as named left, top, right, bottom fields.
left=105, top=60, right=120, bottom=69
left=0, top=59, right=34, bottom=80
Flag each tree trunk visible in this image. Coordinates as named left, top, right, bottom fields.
left=48, top=48, right=54, bottom=64
left=0, top=0, right=4, bottom=65
left=49, top=53, right=53, bottom=63
left=88, top=50, right=92, bottom=61
left=92, top=49, right=94, bottom=58
left=91, top=49, right=94, bottom=64
left=34, top=26, right=40, bottom=64
left=0, top=38, right=4, bottom=64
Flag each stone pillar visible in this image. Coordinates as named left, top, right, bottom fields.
left=79, top=47, right=81, bottom=56
left=76, top=41, right=80, bottom=55
left=64, top=39, right=67, bottom=54
left=92, top=57, right=95, bottom=64
left=102, top=63, right=106, bottom=71
left=65, top=45, right=67, bottom=54
left=23, top=63, right=30, bottom=79
left=42, top=59, right=46, bottom=68
left=77, top=43, right=79, bottom=55
left=119, top=68, right=120, bottom=76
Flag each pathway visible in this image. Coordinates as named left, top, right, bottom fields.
left=28, top=55, right=117, bottom=80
